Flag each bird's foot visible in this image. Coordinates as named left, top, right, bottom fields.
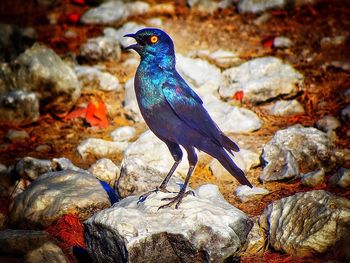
left=137, top=187, right=172, bottom=204
left=158, top=190, right=195, bottom=210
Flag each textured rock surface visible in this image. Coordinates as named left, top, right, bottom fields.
left=329, top=167, right=350, bottom=188
left=24, top=242, right=68, bottom=263
left=260, top=190, right=350, bottom=256
left=89, top=158, right=120, bottom=187
left=300, top=168, right=325, bottom=187
left=79, top=36, right=121, bottom=62
left=273, top=36, right=293, bottom=48
left=260, top=125, right=339, bottom=182
left=244, top=217, right=268, bottom=255
left=10, top=170, right=110, bottom=228
left=219, top=57, right=303, bottom=104
left=0, top=90, right=39, bottom=125
left=75, top=66, right=121, bottom=91
left=13, top=43, right=80, bottom=114
left=81, top=1, right=150, bottom=25
left=117, top=157, right=183, bottom=198
left=316, top=115, right=341, bottom=132
left=0, top=229, right=52, bottom=255
left=110, top=126, right=136, bottom=142
left=77, top=138, right=128, bottom=159
left=15, top=156, right=53, bottom=181
left=264, top=99, right=305, bottom=116
left=238, top=0, right=318, bottom=13
left=235, top=186, right=270, bottom=202
left=85, top=184, right=253, bottom=262
left=5, top=129, right=29, bottom=142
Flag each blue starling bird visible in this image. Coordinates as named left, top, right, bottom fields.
left=125, top=28, right=252, bottom=209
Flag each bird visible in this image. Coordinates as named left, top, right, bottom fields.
left=124, top=28, right=252, bottom=209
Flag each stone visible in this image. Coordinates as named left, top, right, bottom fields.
left=273, top=36, right=293, bottom=48
left=187, top=0, right=219, bottom=13
left=51, top=157, right=87, bottom=173
left=0, top=164, right=12, bottom=197
left=35, top=144, right=51, bottom=153
left=329, top=167, right=350, bottom=188
left=341, top=105, right=350, bottom=122
left=320, top=35, right=348, bottom=48
left=116, top=157, right=183, bottom=198
left=219, top=57, right=304, bottom=104
left=89, top=158, right=120, bottom=186
left=260, top=190, right=350, bottom=257
left=0, top=90, right=40, bottom=125
left=0, top=212, right=7, bottom=230
left=203, top=95, right=263, bottom=133
left=123, top=78, right=144, bottom=122
left=77, top=138, right=129, bottom=159
left=9, top=170, right=110, bottom=228
left=208, top=49, right=242, bottom=68
left=24, top=242, right=68, bottom=263
left=79, top=36, right=121, bottom=62
left=123, top=130, right=189, bottom=176
left=13, top=43, right=81, bottom=115
left=238, top=0, right=318, bottom=13
left=234, top=185, right=270, bottom=202
left=300, top=168, right=325, bottom=187
left=5, top=129, right=29, bottom=142
left=75, top=66, right=121, bottom=91
left=210, top=148, right=260, bottom=181
left=244, top=217, right=268, bottom=255
left=15, top=156, right=53, bottom=181
left=264, top=99, right=305, bottom=116
left=0, top=229, right=52, bottom=255
left=260, top=125, right=339, bottom=182
left=316, top=115, right=341, bottom=132
left=85, top=184, right=253, bottom=262
left=81, top=1, right=150, bottom=25
left=110, top=126, right=136, bottom=142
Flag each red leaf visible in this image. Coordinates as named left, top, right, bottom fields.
left=262, top=36, right=275, bottom=48
left=85, top=101, right=109, bottom=128
left=232, top=90, right=244, bottom=102
left=64, top=107, right=87, bottom=120
left=68, top=13, right=80, bottom=24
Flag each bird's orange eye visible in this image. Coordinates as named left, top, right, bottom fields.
left=150, top=35, right=158, bottom=44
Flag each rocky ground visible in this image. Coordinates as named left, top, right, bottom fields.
left=0, top=0, right=349, bottom=262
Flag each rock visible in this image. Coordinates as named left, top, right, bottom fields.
left=273, top=36, right=293, bottom=48
left=320, top=35, right=347, bottom=48
left=253, top=13, right=272, bottom=25
left=244, top=217, right=268, bottom=255
left=0, top=229, right=52, bottom=255
left=260, top=190, right=350, bottom=257
left=0, top=164, right=12, bottom=197
left=210, top=148, right=260, bottom=181
left=189, top=49, right=241, bottom=69
left=77, top=138, right=129, bottom=159
left=81, top=1, right=150, bottom=25
left=51, top=157, right=87, bottom=173
left=117, top=157, right=183, bottom=198
left=24, top=242, right=68, bottom=263
left=9, top=170, right=110, bottom=228
left=238, top=0, right=318, bottom=13
left=15, top=156, right=53, bottom=181
left=35, top=144, right=51, bottom=153
left=343, top=89, right=350, bottom=103
left=110, top=126, right=136, bottom=142
left=0, top=212, right=7, bottom=230
left=203, top=95, right=263, bottom=133
left=103, top=22, right=146, bottom=49
left=341, top=105, right=350, bottom=122
left=260, top=125, right=339, bottom=182
left=13, top=43, right=81, bottom=115
left=219, top=57, right=304, bottom=104
left=235, top=186, right=270, bottom=202
left=75, top=66, right=121, bottom=92
left=5, top=129, right=29, bottom=142
left=187, top=0, right=220, bottom=13
left=316, top=115, right=341, bottom=132
left=124, top=130, right=189, bottom=176
left=85, top=184, right=253, bottom=262
left=0, top=90, right=40, bottom=125
left=324, top=61, right=350, bottom=71
left=123, top=78, right=143, bottom=122
left=329, top=167, right=350, bottom=188
left=264, top=99, right=305, bottom=116
left=89, top=158, right=120, bottom=187
left=79, top=36, right=121, bottom=62
left=176, top=54, right=223, bottom=96
left=300, top=168, right=325, bottom=187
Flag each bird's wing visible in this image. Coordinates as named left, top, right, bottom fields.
left=161, top=73, right=224, bottom=146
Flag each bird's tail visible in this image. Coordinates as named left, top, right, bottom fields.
left=221, top=133, right=239, bottom=152
left=200, top=139, right=253, bottom=188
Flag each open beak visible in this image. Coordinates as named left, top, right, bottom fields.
left=124, top=33, right=143, bottom=51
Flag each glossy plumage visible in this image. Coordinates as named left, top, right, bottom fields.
left=125, top=28, right=252, bottom=209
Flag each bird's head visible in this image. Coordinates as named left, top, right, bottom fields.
left=124, top=28, right=175, bottom=66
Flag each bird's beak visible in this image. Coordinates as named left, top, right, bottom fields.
left=124, top=33, right=142, bottom=51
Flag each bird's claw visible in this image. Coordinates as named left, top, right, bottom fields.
left=158, top=190, right=195, bottom=210
left=137, top=187, right=172, bottom=205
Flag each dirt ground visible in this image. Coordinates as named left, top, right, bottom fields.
left=0, top=0, right=349, bottom=262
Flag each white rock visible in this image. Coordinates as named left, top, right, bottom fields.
left=89, top=158, right=120, bottom=187
left=146, top=18, right=163, bottom=27
left=203, top=95, right=263, bottom=133
left=81, top=1, right=150, bottom=25
left=124, top=130, right=189, bottom=176
left=244, top=217, right=268, bottom=255
left=5, top=129, right=29, bottom=142
left=110, top=126, right=136, bottom=142
left=320, top=35, right=348, bottom=47
left=329, top=167, right=350, bottom=188
left=176, top=54, right=223, bottom=96
left=77, top=138, right=129, bottom=159
left=123, top=78, right=144, bottom=122
left=316, top=115, right=341, bottom=132
left=238, top=0, right=317, bottom=13
left=51, top=157, right=87, bottom=173
left=75, top=66, right=121, bottom=92
left=300, top=168, right=325, bottom=187
left=235, top=185, right=270, bottom=202
left=85, top=184, right=253, bottom=262
left=9, top=170, right=110, bottom=228
left=80, top=36, right=121, bottom=62
left=264, top=99, right=305, bottom=116
left=219, top=57, right=304, bottom=104
left=15, top=157, right=53, bottom=181
left=24, top=242, right=68, bottom=263
left=273, top=36, right=293, bottom=48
